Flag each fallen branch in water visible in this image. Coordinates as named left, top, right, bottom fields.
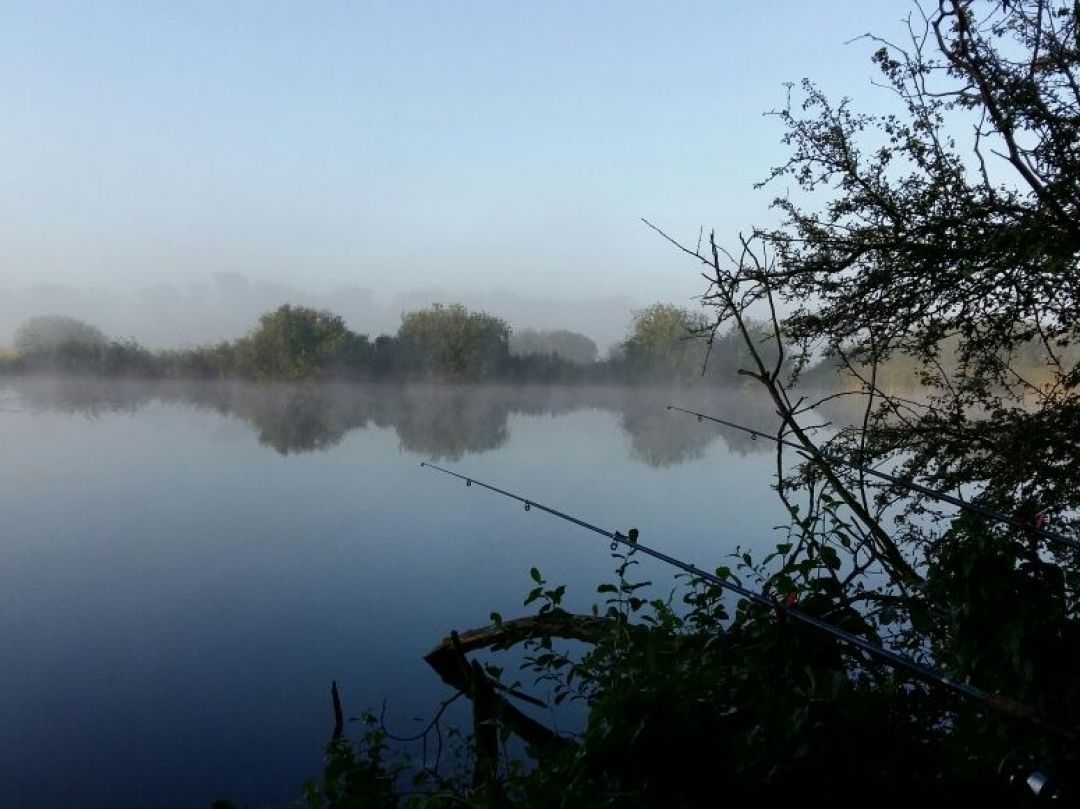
left=423, top=612, right=619, bottom=755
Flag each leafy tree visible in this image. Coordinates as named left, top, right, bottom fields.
left=158, top=342, right=238, bottom=379
left=644, top=0, right=1080, bottom=575
left=14, top=315, right=107, bottom=355
left=396, top=303, right=511, bottom=380
left=621, top=303, right=708, bottom=379
left=10, top=314, right=157, bottom=375
left=510, top=328, right=598, bottom=364
left=627, top=0, right=1080, bottom=789
left=370, top=334, right=400, bottom=377
left=700, top=319, right=787, bottom=385
left=738, top=0, right=1080, bottom=516
left=234, top=305, right=367, bottom=380
left=13, top=314, right=110, bottom=372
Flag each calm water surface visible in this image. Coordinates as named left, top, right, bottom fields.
left=0, top=379, right=789, bottom=807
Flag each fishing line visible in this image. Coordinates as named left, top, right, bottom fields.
left=420, top=461, right=1078, bottom=743
left=668, top=406, right=1080, bottom=553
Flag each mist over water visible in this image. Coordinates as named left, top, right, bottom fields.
left=0, top=379, right=792, bottom=807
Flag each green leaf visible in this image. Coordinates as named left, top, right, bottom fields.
left=530, top=567, right=543, bottom=583
left=820, top=546, right=841, bottom=570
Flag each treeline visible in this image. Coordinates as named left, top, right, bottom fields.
left=0, top=302, right=766, bottom=385
left=4, top=304, right=1063, bottom=390
left=800, top=330, right=1080, bottom=393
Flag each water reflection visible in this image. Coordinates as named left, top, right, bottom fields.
left=621, top=401, right=713, bottom=467
left=2, top=378, right=793, bottom=467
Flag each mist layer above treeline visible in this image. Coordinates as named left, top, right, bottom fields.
left=0, top=302, right=771, bottom=386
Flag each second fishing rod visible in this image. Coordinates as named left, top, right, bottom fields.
left=420, top=461, right=1079, bottom=744
left=669, top=405, right=1080, bottom=553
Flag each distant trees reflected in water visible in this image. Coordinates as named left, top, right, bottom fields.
left=3, top=379, right=790, bottom=467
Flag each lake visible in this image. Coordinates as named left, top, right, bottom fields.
left=0, top=378, right=790, bottom=807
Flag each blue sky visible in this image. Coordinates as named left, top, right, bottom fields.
left=0, top=1, right=915, bottom=342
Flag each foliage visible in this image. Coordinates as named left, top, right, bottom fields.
left=9, top=315, right=160, bottom=375
left=396, top=303, right=511, bottom=381
left=700, top=318, right=786, bottom=386
left=157, top=342, right=239, bottom=379
left=620, top=0, right=1080, bottom=800
left=619, top=303, right=708, bottom=380
left=291, top=537, right=1073, bottom=806
left=638, top=0, right=1080, bottom=636
left=233, top=305, right=368, bottom=381
left=14, top=314, right=107, bottom=355
left=12, top=314, right=105, bottom=373
left=510, top=328, right=598, bottom=365
left=800, top=331, right=1080, bottom=391
left=743, top=0, right=1080, bottom=516
left=298, top=720, right=400, bottom=809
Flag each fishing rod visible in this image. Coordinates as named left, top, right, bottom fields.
left=419, top=461, right=1079, bottom=744
left=669, top=405, right=1080, bottom=553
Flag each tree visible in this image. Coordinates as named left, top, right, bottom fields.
left=652, top=0, right=1080, bottom=581
left=234, top=305, right=366, bottom=380
left=700, top=319, right=787, bottom=385
left=510, top=328, right=598, bottom=365
left=12, top=314, right=114, bottom=373
left=621, top=303, right=708, bottom=379
left=745, top=0, right=1080, bottom=515
left=397, top=303, right=511, bottom=380
left=11, top=314, right=161, bottom=375
left=643, top=0, right=1080, bottom=789
left=14, top=315, right=107, bottom=356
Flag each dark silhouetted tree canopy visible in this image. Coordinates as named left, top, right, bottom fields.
left=747, top=0, right=1080, bottom=514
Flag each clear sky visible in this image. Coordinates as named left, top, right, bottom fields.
left=0, top=1, right=915, bottom=345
